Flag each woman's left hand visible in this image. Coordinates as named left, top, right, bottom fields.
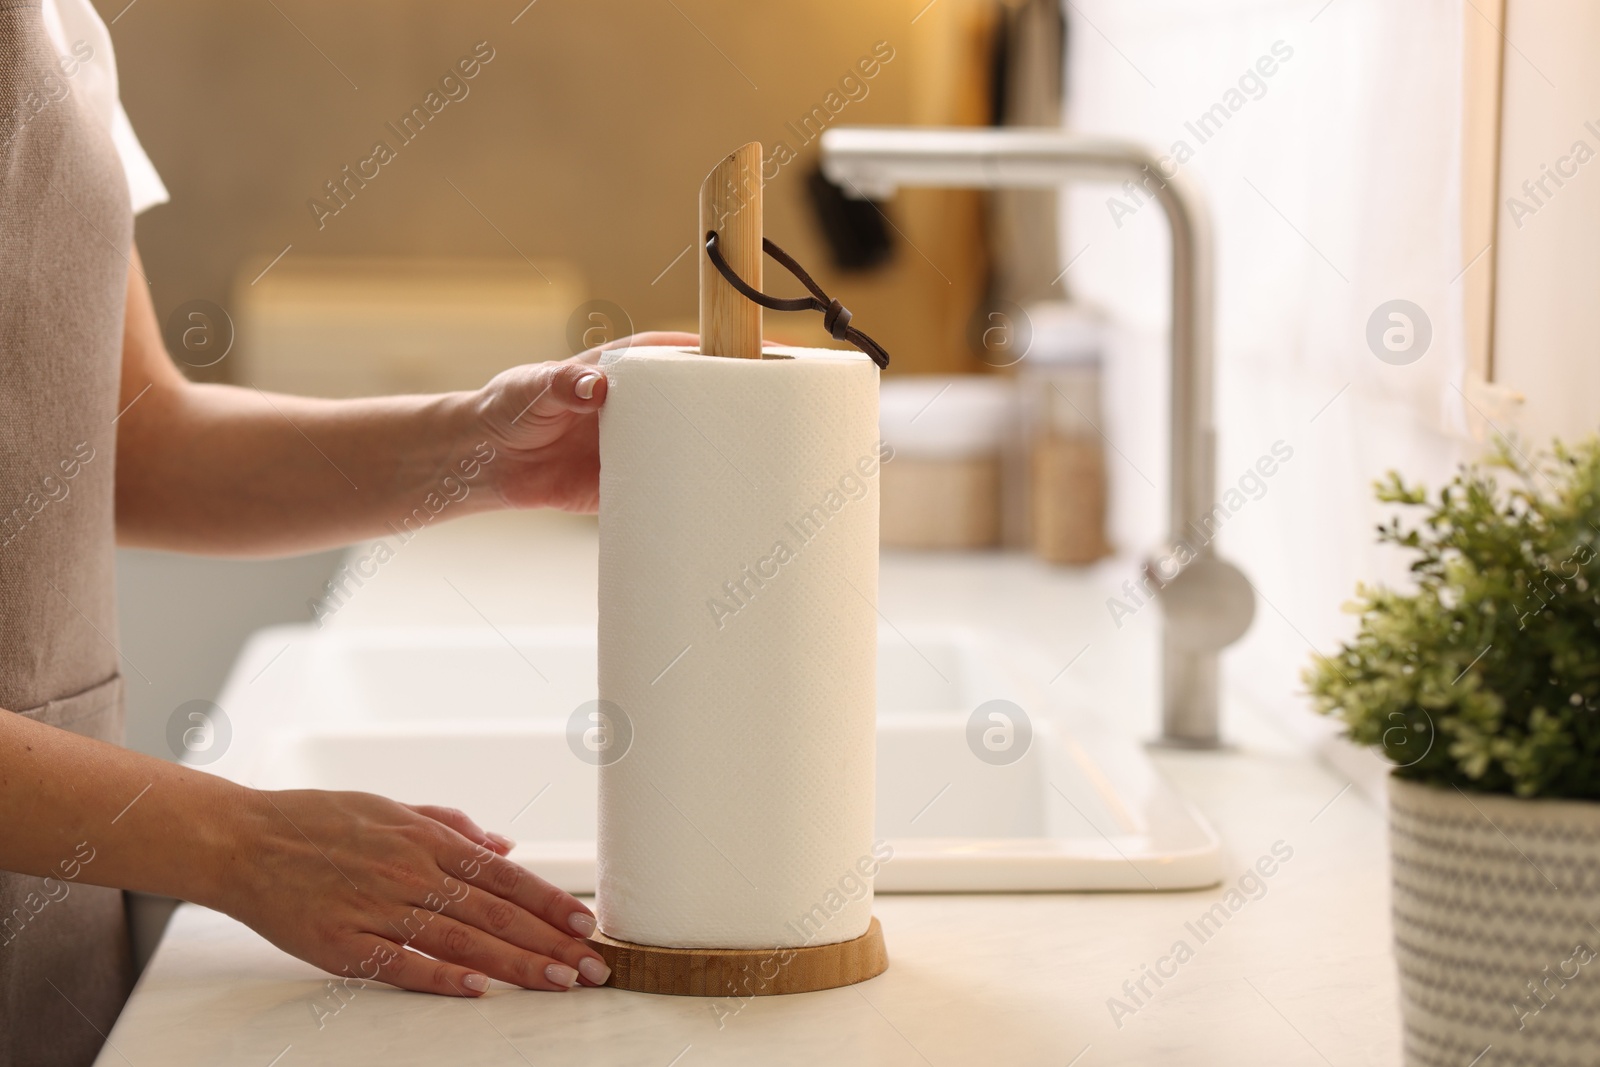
left=475, top=332, right=697, bottom=513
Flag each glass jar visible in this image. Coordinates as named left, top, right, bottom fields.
left=1018, top=304, right=1112, bottom=565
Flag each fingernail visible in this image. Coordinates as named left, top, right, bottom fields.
left=575, top=372, right=601, bottom=400
left=462, top=972, right=491, bottom=994
left=578, top=957, right=611, bottom=985
left=546, top=963, right=579, bottom=988
left=567, top=911, right=596, bottom=937
left=486, top=832, right=516, bottom=851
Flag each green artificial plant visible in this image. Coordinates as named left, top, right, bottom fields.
left=1305, top=438, right=1600, bottom=798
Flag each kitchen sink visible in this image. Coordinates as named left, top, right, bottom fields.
left=209, top=624, right=1220, bottom=892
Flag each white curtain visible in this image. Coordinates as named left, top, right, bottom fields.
left=1059, top=0, right=1470, bottom=734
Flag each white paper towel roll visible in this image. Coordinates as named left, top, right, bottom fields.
left=596, top=345, right=880, bottom=950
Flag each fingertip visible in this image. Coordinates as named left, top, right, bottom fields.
left=574, top=370, right=604, bottom=402
left=372, top=939, right=489, bottom=998
left=486, top=831, right=516, bottom=854
left=578, top=956, right=611, bottom=986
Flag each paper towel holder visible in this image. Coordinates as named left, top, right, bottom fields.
left=586, top=143, right=889, bottom=997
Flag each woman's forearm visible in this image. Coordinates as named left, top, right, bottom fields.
left=115, top=376, right=499, bottom=557
left=110, top=248, right=628, bottom=557
left=111, top=249, right=509, bottom=556
left=0, top=709, right=615, bottom=994
left=0, top=708, right=249, bottom=907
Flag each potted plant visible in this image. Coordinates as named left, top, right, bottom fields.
left=1306, top=439, right=1600, bottom=1067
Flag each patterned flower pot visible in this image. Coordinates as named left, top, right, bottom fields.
left=1389, top=776, right=1600, bottom=1067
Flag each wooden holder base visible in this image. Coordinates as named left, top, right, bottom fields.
left=586, top=917, right=887, bottom=996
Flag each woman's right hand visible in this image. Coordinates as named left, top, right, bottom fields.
left=213, top=788, right=611, bottom=995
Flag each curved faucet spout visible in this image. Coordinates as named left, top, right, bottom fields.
left=819, top=125, right=1246, bottom=748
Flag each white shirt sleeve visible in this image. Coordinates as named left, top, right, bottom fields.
left=41, top=0, right=170, bottom=216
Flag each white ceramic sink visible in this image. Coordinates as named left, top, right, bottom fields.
left=211, top=624, right=1220, bottom=892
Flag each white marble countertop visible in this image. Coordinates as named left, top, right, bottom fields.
left=98, top=513, right=1399, bottom=1066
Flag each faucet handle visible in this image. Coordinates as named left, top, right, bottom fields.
left=1147, top=553, right=1255, bottom=653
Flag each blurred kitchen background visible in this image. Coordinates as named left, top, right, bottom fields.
left=111, top=0, right=1600, bottom=758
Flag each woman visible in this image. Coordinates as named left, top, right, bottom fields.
left=1, top=1, right=692, bottom=1062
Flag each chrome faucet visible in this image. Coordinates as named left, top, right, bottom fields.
left=819, top=126, right=1254, bottom=749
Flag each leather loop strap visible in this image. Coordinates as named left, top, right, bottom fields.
left=704, top=231, right=890, bottom=369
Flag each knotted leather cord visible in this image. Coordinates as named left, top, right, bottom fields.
left=704, top=230, right=891, bottom=369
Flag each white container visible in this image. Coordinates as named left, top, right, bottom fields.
left=1389, top=776, right=1600, bottom=1065
left=878, top=376, right=1013, bottom=550
left=233, top=256, right=584, bottom=397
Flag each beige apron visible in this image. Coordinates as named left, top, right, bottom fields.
left=1, top=1, right=136, bottom=1063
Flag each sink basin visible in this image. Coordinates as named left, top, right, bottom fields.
left=212, top=624, right=1220, bottom=892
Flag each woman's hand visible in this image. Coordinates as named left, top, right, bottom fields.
left=218, top=789, right=610, bottom=996
left=476, top=331, right=698, bottom=513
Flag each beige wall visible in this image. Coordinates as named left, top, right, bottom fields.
left=106, top=0, right=997, bottom=380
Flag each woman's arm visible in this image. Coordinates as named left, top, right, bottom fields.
left=113, top=244, right=695, bottom=556
left=0, top=708, right=611, bottom=992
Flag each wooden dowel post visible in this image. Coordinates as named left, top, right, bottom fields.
left=699, top=142, right=763, bottom=359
